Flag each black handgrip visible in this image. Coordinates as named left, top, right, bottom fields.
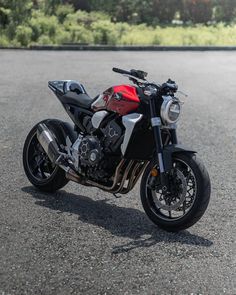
left=112, top=67, right=131, bottom=75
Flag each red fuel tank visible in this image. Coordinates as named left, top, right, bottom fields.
left=91, top=85, right=140, bottom=115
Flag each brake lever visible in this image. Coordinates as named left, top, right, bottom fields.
left=177, top=90, right=188, bottom=98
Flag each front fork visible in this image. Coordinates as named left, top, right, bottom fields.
left=149, top=98, right=177, bottom=191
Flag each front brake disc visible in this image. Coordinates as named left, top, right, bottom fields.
left=152, top=169, right=187, bottom=211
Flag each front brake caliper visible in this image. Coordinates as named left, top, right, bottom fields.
left=148, top=168, right=159, bottom=189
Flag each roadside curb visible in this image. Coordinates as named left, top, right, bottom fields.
left=1, top=45, right=236, bottom=51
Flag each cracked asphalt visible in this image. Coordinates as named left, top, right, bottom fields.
left=0, top=50, right=235, bottom=295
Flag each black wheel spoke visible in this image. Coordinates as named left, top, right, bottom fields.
left=31, top=163, right=39, bottom=174
left=28, top=151, right=38, bottom=162
left=38, top=164, right=47, bottom=179
left=27, top=133, right=55, bottom=180
left=148, top=157, right=197, bottom=221
left=44, top=163, right=51, bottom=174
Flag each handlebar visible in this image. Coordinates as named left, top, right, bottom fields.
left=112, top=67, right=148, bottom=81
left=112, top=67, right=178, bottom=95
left=112, top=67, right=132, bottom=76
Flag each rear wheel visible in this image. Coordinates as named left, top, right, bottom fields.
left=140, top=153, right=211, bottom=232
left=23, top=119, right=69, bottom=192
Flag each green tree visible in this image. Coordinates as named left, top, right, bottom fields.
left=0, top=7, right=10, bottom=28
left=214, top=0, right=236, bottom=22
left=66, top=0, right=92, bottom=11
left=180, top=0, right=213, bottom=24
left=42, top=0, right=62, bottom=15
left=15, top=25, right=32, bottom=46
left=0, top=0, right=33, bottom=25
left=55, top=4, right=74, bottom=23
left=151, top=0, right=180, bottom=24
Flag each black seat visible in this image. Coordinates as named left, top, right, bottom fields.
left=48, top=80, right=95, bottom=109
left=62, top=91, right=94, bottom=109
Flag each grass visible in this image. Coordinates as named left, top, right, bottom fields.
left=1, top=21, right=236, bottom=47
left=119, top=23, right=236, bottom=46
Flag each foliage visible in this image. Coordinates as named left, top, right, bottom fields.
left=91, top=21, right=119, bottom=44
left=151, top=0, right=181, bottom=24
left=0, top=7, right=10, bottom=28
left=0, top=33, right=9, bottom=46
left=55, top=4, right=74, bottom=23
left=181, top=0, right=213, bottom=23
left=120, top=23, right=236, bottom=46
left=214, top=0, right=236, bottom=22
left=88, top=0, right=178, bottom=24
left=29, top=10, right=59, bottom=42
left=0, top=0, right=236, bottom=47
left=15, top=25, right=32, bottom=46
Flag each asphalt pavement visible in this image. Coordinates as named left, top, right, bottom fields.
left=0, top=50, right=235, bottom=295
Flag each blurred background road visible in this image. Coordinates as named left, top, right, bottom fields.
left=0, top=50, right=235, bottom=295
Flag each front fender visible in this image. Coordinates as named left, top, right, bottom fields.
left=163, top=144, right=197, bottom=172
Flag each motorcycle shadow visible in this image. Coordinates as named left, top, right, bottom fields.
left=22, top=186, right=213, bottom=254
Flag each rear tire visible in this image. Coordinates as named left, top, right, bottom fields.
left=140, top=153, right=211, bottom=232
left=23, top=119, right=69, bottom=192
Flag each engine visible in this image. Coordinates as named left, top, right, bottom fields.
left=79, top=136, right=102, bottom=167
left=72, top=118, right=123, bottom=182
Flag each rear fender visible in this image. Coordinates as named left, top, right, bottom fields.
left=57, top=121, right=77, bottom=145
left=163, top=144, right=197, bottom=172
left=43, top=119, right=77, bottom=147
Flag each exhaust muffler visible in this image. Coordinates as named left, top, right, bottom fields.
left=37, top=123, right=82, bottom=183
left=37, top=123, right=61, bottom=164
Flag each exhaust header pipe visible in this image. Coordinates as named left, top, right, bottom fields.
left=37, top=123, right=61, bottom=164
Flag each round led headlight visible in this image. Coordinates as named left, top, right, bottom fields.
left=161, top=96, right=181, bottom=125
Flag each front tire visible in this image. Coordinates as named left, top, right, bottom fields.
left=140, top=153, right=211, bottom=232
left=23, top=119, right=69, bottom=192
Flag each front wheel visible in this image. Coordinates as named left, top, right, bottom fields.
left=140, top=153, right=211, bottom=232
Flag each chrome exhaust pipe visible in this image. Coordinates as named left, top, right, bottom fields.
left=65, top=168, right=82, bottom=183
left=37, top=123, right=83, bottom=182
left=37, top=123, right=61, bottom=164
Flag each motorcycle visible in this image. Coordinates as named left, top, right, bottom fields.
left=23, top=67, right=211, bottom=232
